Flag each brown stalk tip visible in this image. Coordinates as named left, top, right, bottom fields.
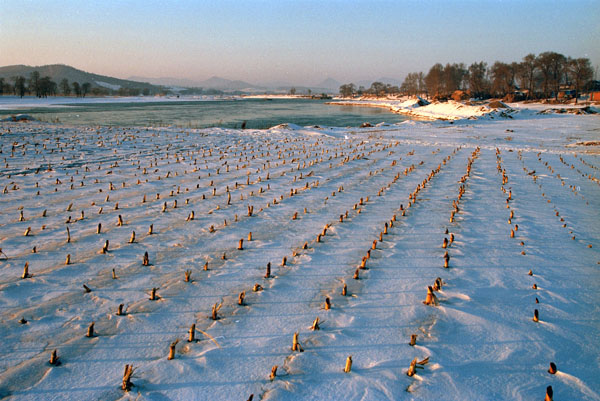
left=86, top=322, right=95, bottom=337
left=269, top=365, right=278, bottom=381
left=410, top=334, right=417, bottom=346
left=342, top=283, right=347, bottom=296
left=167, top=339, right=179, bottom=360
left=545, top=386, right=553, bottom=401
left=548, top=362, right=557, bottom=374
left=112, top=268, right=117, bottom=279
left=117, top=304, right=125, bottom=316
left=188, top=324, right=196, bottom=342
left=528, top=269, right=533, bottom=276
left=238, top=239, right=244, bottom=250
left=407, top=357, right=417, bottom=377
left=353, top=268, right=360, bottom=280
left=325, top=297, right=331, bottom=310
left=533, top=309, right=539, bottom=322
left=344, top=356, right=352, bottom=373
left=238, top=291, right=246, bottom=306
left=122, top=364, right=134, bottom=391
left=143, top=251, right=150, bottom=266
left=311, top=317, right=320, bottom=330
left=247, top=395, right=254, bottom=401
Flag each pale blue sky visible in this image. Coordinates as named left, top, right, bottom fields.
left=1, top=0, right=598, bottom=85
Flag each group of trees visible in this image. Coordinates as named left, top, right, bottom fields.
left=0, top=71, right=94, bottom=98
left=340, top=52, right=596, bottom=102
left=0, top=70, right=163, bottom=98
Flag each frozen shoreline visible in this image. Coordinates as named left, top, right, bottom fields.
left=328, top=97, right=599, bottom=121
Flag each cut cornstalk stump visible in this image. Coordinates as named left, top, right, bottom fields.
left=407, top=357, right=417, bottom=376
left=167, top=339, right=179, bottom=360
left=49, top=349, right=59, bottom=365
left=410, top=334, right=417, bottom=346
left=424, top=286, right=439, bottom=306
left=238, top=291, right=246, bottom=306
left=150, top=287, right=159, bottom=301
left=548, top=362, right=557, bottom=374
left=324, top=297, right=331, bottom=310
left=211, top=302, right=222, bottom=320
left=238, top=239, right=244, bottom=250
left=184, top=270, right=192, bottom=282
left=545, top=385, right=553, bottom=401
left=269, top=365, right=278, bottom=381
left=264, top=262, right=271, bottom=278
left=86, top=322, right=95, bottom=337
left=344, top=356, right=352, bottom=373
left=83, top=284, right=91, bottom=293
left=101, top=240, right=109, bottom=254
left=533, top=309, right=539, bottom=322
left=22, top=262, right=30, bottom=279
left=292, top=332, right=304, bottom=352
left=143, top=251, right=149, bottom=266
left=188, top=324, right=195, bottom=342
left=342, top=283, right=347, bottom=296
left=122, top=364, right=134, bottom=391
left=112, top=268, right=117, bottom=279
left=129, top=231, right=135, bottom=243
left=311, top=317, right=320, bottom=330
left=65, top=254, right=71, bottom=265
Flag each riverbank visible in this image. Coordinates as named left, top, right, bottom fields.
left=329, top=97, right=599, bottom=121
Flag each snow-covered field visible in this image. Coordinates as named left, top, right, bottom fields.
left=0, top=109, right=599, bottom=400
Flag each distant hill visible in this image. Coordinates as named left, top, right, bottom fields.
left=129, top=75, right=264, bottom=92
left=315, top=77, right=341, bottom=92
left=0, top=64, right=164, bottom=94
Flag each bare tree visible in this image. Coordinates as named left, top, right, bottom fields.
left=339, top=83, right=356, bottom=97
left=536, top=52, right=566, bottom=100
left=82, top=82, right=91, bottom=97
left=29, top=71, right=41, bottom=97
left=425, top=63, right=444, bottom=98
left=517, top=54, right=537, bottom=100
left=567, top=57, right=593, bottom=103
left=60, top=78, right=71, bottom=96
left=468, top=61, right=489, bottom=99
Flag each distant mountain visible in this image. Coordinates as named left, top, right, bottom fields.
left=128, top=75, right=200, bottom=88
left=315, top=77, right=341, bottom=92
left=356, top=77, right=402, bottom=89
left=0, top=64, right=163, bottom=93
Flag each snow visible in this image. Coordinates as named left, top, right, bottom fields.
left=330, top=97, right=599, bottom=121
left=94, top=81, right=121, bottom=91
left=0, top=109, right=599, bottom=400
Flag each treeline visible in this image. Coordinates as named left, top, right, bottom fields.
left=340, top=52, right=596, bottom=102
left=0, top=70, right=161, bottom=98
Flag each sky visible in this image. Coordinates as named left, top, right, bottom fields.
left=1, top=0, right=599, bottom=86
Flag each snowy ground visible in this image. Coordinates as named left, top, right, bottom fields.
left=330, top=97, right=599, bottom=121
left=0, top=109, right=598, bottom=400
